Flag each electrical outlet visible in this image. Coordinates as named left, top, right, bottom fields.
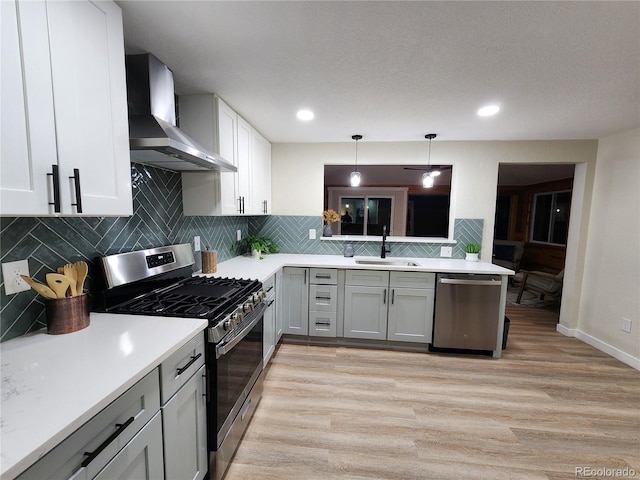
left=236, top=230, right=242, bottom=241
left=440, top=246, right=452, bottom=257
left=309, top=229, right=317, bottom=240
left=193, top=236, right=201, bottom=251
left=2, top=260, right=30, bottom=295
left=621, top=317, right=632, bottom=333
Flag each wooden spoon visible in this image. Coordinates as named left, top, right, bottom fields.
left=46, top=273, right=71, bottom=299
left=63, top=263, right=78, bottom=296
left=20, top=275, right=57, bottom=300
left=74, top=261, right=88, bottom=294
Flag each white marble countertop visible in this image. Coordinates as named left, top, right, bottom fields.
left=198, top=253, right=514, bottom=282
left=0, top=313, right=208, bottom=480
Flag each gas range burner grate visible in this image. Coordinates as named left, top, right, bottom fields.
left=112, top=276, right=260, bottom=320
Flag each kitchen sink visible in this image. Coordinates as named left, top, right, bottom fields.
left=354, top=257, right=420, bottom=267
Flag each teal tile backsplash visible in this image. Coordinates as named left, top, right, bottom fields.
left=1, top=163, right=483, bottom=341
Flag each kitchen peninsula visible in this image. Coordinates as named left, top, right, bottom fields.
left=198, top=253, right=513, bottom=358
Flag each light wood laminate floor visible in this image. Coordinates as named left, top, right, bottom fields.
left=225, top=307, right=639, bottom=480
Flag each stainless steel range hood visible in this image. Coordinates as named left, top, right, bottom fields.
left=126, top=53, right=236, bottom=172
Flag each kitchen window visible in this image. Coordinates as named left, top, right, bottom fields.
left=530, top=190, right=571, bottom=245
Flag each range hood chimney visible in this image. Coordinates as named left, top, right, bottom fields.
left=126, top=53, right=236, bottom=172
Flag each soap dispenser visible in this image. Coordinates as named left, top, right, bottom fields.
left=343, top=243, right=354, bottom=257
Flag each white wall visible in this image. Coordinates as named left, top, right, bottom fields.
left=574, top=128, right=640, bottom=366
left=272, top=139, right=598, bottom=258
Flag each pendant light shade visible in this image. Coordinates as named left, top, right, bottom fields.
left=423, top=133, right=438, bottom=188
left=350, top=135, right=362, bottom=187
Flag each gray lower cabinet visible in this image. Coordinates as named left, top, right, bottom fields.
left=275, top=269, right=283, bottom=342
left=344, top=270, right=435, bottom=343
left=282, top=267, right=309, bottom=335
left=263, top=274, right=277, bottom=365
left=387, top=271, right=436, bottom=343
left=92, top=413, right=164, bottom=480
left=160, top=336, right=207, bottom=480
left=17, top=370, right=162, bottom=480
left=344, top=285, right=389, bottom=340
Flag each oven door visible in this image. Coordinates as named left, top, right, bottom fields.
left=207, top=302, right=265, bottom=451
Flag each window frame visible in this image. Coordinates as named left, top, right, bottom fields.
left=529, top=190, right=571, bottom=246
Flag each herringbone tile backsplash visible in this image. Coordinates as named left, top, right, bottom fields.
left=1, top=163, right=482, bottom=342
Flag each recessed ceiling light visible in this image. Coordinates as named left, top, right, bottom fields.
left=296, top=109, right=315, bottom=121
left=477, top=105, right=500, bottom=117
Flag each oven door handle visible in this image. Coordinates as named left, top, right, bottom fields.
left=215, top=302, right=266, bottom=359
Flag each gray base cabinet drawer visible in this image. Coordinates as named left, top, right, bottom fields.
left=309, top=311, right=337, bottom=337
left=309, top=268, right=337, bottom=284
left=160, top=333, right=205, bottom=404
left=308, top=285, right=338, bottom=311
left=93, top=412, right=164, bottom=480
left=18, top=370, right=160, bottom=480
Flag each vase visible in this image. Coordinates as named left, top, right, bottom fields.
left=322, top=224, right=333, bottom=237
left=251, top=249, right=261, bottom=259
left=465, top=252, right=479, bottom=262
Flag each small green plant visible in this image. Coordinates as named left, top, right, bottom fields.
left=232, top=234, right=280, bottom=258
left=465, top=243, right=481, bottom=254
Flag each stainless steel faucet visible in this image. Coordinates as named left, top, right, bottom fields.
left=381, top=225, right=391, bottom=258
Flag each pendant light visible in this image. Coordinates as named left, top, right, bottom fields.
left=422, top=133, right=439, bottom=188
left=350, top=135, right=362, bottom=187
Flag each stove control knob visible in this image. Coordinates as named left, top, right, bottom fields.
left=258, top=290, right=267, bottom=301
left=233, top=311, right=244, bottom=324
left=243, top=302, right=254, bottom=313
left=223, top=318, right=235, bottom=331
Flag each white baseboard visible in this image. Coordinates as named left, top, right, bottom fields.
left=556, top=325, right=640, bottom=371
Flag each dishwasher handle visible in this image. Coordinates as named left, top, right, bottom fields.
left=439, top=278, right=501, bottom=286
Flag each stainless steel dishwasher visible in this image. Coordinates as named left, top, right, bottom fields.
left=432, top=273, right=502, bottom=351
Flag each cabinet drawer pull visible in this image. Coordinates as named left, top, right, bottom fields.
left=315, top=320, right=331, bottom=326
left=315, top=274, right=331, bottom=279
left=267, top=299, right=275, bottom=307
left=70, top=168, right=83, bottom=213
left=47, top=165, right=61, bottom=213
left=82, top=416, right=134, bottom=467
left=176, top=353, right=202, bottom=376
left=383, top=289, right=387, bottom=304
left=266, top=285, right=274, bottom=293
left=315, top=295, right=331, bottom=300
left=391, top=289, right=395, bottom=304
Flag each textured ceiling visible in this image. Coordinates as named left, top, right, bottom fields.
left=117, top=1, right=639, bottom=143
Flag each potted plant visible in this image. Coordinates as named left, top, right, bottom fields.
left=465, top=243, right=481, bottom=262
left=322, top=209, right=340, bottom=237
left=232, top=235, right=280, bottom=260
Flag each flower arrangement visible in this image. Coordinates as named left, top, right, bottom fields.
left=322, top=209, right=340, bottom=225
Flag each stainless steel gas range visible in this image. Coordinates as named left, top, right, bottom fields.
left=96, top=243, right=265, bottom=480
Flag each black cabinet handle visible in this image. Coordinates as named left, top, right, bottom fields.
left=391, top=289, right=395, bottom=304
left=70, top=168, right=83, bottom=213
left=82, top=416, right=134, bottom=467
left=266, top=286, right=274, bottom=293
left=238, top=196, right=243, bottom=214
left=383, top=289, right=387, bottom=304
left=315, top=320, right=331, bottom=326
left=241, top=196, right=245, bottom=214
left=267, top=299, right=275, bottom=307
left=176, top=353, right=202, bottom=376
left=47, top=165, right=61, bottom=213
left=315, top=274, right=331, bottom=279
left=315, top=296, right=331, bottom=300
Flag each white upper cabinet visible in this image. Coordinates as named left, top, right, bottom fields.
left=180, top=94, right=271, bottom=216
left=1, top=0, right=132, bottom=216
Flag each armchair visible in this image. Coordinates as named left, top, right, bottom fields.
left=515, top=269, right=564, bottom=304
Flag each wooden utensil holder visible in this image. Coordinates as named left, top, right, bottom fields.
left=202, top=251, right=217, bottom=274
left=45, top=293, right=90, bottom=334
